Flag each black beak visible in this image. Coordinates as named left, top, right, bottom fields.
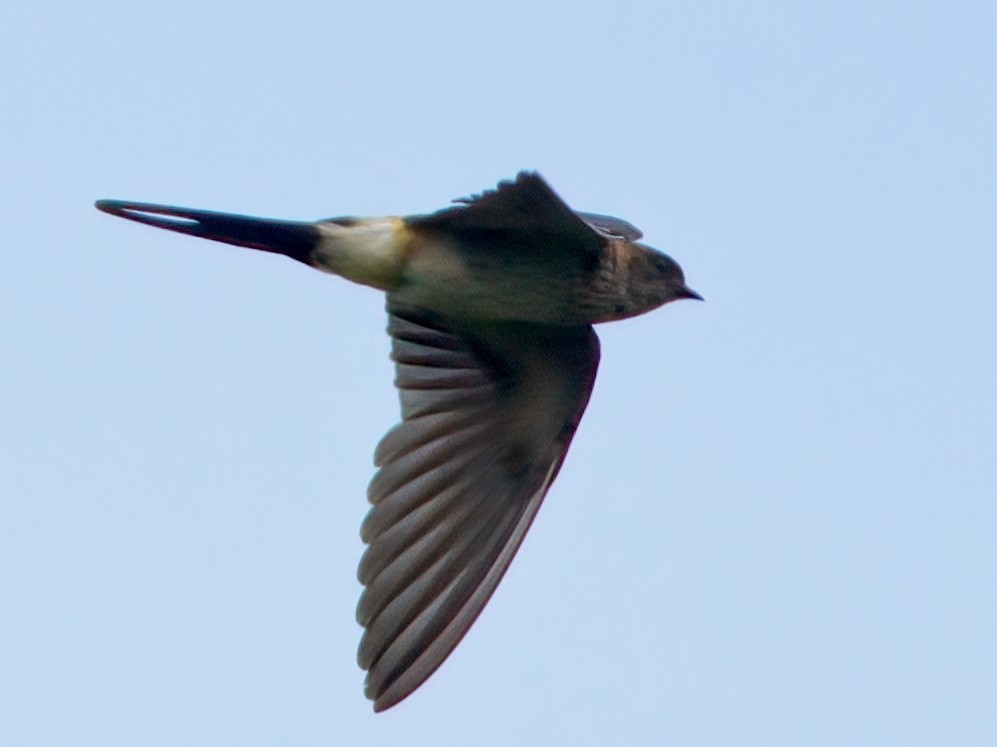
left=94, top=200, right=319, bottom=265
left=680, top=286, right=704, bottom=301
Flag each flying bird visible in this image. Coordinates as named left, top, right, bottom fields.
left=95, top=172, right=700, bottom=711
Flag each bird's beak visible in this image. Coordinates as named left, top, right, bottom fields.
left=680, top=286, right=704, bottom=301
left=94, top=200, right=319, bottom=265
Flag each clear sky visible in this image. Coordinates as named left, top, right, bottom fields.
left=3, top=1, right=996, bottom=744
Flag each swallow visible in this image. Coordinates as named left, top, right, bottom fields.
left=95, top=171, right=701, bottom=711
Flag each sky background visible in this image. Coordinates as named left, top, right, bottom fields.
left=3, top=1, right=996, bottom=744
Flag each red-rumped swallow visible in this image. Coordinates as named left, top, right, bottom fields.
left=95, top=172, right=701, bottom=711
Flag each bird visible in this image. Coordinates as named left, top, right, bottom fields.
left=95, top=171, right=701, bottom=711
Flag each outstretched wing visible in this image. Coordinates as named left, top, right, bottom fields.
left=357, top=301, right=600, bottom=711
left=407, top=171, right=606, bottom=266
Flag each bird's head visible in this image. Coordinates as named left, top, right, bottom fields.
left=634, top=243, right=702, bottom=308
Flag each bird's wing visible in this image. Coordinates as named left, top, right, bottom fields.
left=357, top=301, right=600, bottom=711
left=574, top=211, right=644, bottom=241
left=408, top=171, right=606, bottom=263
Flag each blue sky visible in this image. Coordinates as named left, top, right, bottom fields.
left=3, top=1, right=996, bottom=744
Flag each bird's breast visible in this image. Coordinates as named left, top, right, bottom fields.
left=397, top=238, right=583, bottom=322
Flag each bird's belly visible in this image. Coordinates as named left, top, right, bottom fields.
left=397, top=240, right=587, bottom=324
